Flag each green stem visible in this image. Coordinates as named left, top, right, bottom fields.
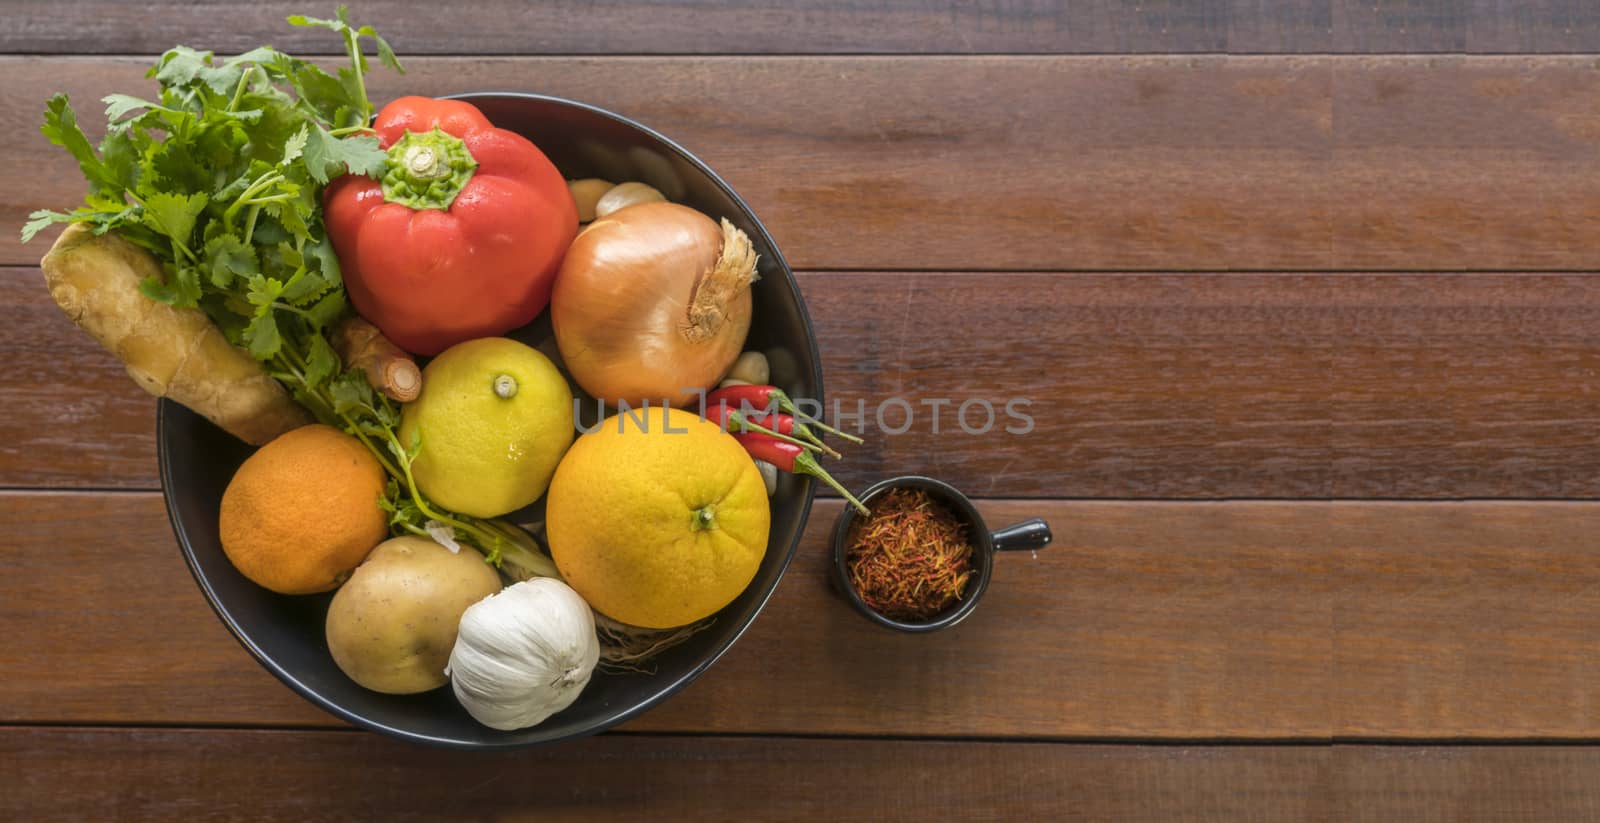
left=478, top=518, right=561, bottom=579
left=369, top=420, right=555, bottom=574
left=224, top=172, right=284, bottom=227
left=271, top=346, right=404, bottom=482
left=345, top=28, right=371, bottom=122
left=242, top=206, right=260, bottom=245
left=271, top=301, right=317, bottom=321
left=227, top=69, right=250, bottom=113
left=245, top=192, right=297, bottom=206
left=380, top=128, right=477, bottom=210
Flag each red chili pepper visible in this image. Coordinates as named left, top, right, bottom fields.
left=707, top=403, right=842, bottom=458
left=734, top=433, right=869, bottom=514
left=743, top=409, right=825, bottom=448
left=707, top=385, right=865, bottom=444
left=704, top=404, right=834, bottom=457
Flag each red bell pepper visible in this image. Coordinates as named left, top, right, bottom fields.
left=324, top=96, right=577, bottom=355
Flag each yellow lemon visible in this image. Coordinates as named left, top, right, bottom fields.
left=399, top=337, right=574, bottom=518
left=546, top=406, right=770, bottom=629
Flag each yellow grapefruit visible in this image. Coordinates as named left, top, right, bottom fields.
left=545, top=406, right=769, bottom=628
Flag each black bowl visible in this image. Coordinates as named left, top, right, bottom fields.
left=157, top=93, right=821, bottom=748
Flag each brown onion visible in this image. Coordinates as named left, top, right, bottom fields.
left=552, top=202, right=757, bottom=408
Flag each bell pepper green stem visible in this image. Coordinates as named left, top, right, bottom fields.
left=381, top=127, right=477, bottom=211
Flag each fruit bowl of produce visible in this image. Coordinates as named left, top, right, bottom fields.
left=27, top=13, right=858, bottom=748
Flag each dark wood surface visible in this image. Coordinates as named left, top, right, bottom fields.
left=2, top=728, right=1336, bottom=822
left=5, top=1, right=1600, bottom=55
left=11, top=729, right=1600, bottom=822
left=7, top=268, right=1600, bottom=498
left=13, top=56, right=1600, bottom=272
left=5, top=3, right=1600, bottom=820
left=8, top=492, right=1600, bottom=739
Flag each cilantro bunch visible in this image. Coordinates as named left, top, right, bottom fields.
left=23, top=8, right=552, bottom=575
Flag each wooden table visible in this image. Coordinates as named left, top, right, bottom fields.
left=6, top=3, right=1600, bottom=819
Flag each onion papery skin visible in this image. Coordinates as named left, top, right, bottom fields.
left=552, top=202, right=755, bottom=408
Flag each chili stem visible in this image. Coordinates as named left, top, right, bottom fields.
left=796, top=451, right=870, bottom=515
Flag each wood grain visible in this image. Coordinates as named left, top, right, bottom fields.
left=7, top=268, right=1599, bottom=499
left=1332, top=746, right=1600, bottom=821
left=6, top=1, right=1598, bottom=55
left=8, top=491, right=1600, bottom=738
left=0, top=728, right=1334, bottom=823
left=11, top=56, right=1600, bottom=271
left=0, top=1, right=1319, bottom=56
left=13, top=728, right=1600, bottom=822
left=1338, top=0, right=1600, bottom=53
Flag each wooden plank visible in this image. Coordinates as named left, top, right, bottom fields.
left=0, top=1, right=1324, bottom=56
left=0, top=264, right=155, bottom=489
left=0, top=728, right=1333, bottom=823
left=6, top=1, right=1599, bottom=55
left=11, top=56, right=1600, bottom=272
left=1338, top=0, right=1600, bottom=53
left=1332, top=746, right=1600, bottom=821
left=6, top=269, right=1599, bottom=499
left=1336, top=502, right=1600, bottom=738
left=8, top=491, right=1600, bottom=738
left=13, top=728, right=1600, bottom=822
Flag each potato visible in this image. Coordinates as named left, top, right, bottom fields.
left=325, top=536, right=502, bottom=694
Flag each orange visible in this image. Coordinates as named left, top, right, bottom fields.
left=219, top=424, right=388, bottom=594
left=545, top=406, right=770, bottom=629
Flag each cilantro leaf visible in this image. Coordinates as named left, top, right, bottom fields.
left=138, top=274, right=180, bottom=305
left=304, top=332, right=339, bottom=388
left=282, top=126, right=309, bottom=165
left=138, top=191, right=209, bottom=247
left=41, top=95, right=119, bottom=193
left=150, top=46, right=212, bottom=87
left=20, top=210, right=70, bottom=244
left=98, top=129, right=142, bottom=192
left=203, top=234, right=260, bottom=288
left=281, top=270, right=330, bottom=304
left=302, top=125, right=386, bottom=183
left=137, top=262, right=202, bottom=307
left=152, top=45, right=252, bottom=97
left=304, top=234, right=342, bottom=282
left=172, top=263, right=203, bottom=306
left=103, top=93, right=163, bottom=124
left=244, top=309, right=282, bottom=359
left=246, top=275, right=285, bottom=309
left=330, top=369, right=377, bottom=416
left=307, top=289, right=347, bottom=328
left=358, top=25, right=405, bottom=74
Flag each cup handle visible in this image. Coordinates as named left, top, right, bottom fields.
left=991, top=518, right=1052, bottom=552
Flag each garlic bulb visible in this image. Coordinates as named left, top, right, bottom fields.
left=447, top=578, right=600, bottom=731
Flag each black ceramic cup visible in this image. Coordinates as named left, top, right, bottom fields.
left=830, top=475, right=1052, bottom=632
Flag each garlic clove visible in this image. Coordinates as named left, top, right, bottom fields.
left=567, top=178, right=614, bottom=223
left=726, top=351, right=770, bottom=385
left=594, top=181, right=667, bottom=219
left=755, top=459, right=778, bottom=496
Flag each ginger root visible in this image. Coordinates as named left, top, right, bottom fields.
left=41, top=224, right=311, bottom=445
left=334, top=317, right=421, bottom=402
